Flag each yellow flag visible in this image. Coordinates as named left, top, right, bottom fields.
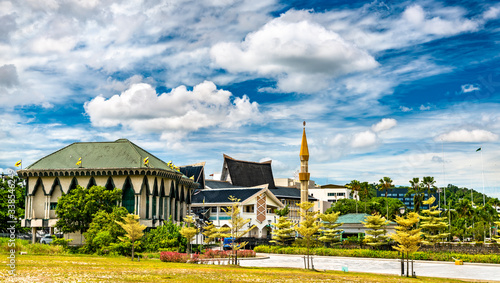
left=14, top=160, right=22, bottom=167
left=143, top=157, right=149, bottom=165
left=189, top=175, right=194, bottom=180
left=76, top=157, right=82, bottom=166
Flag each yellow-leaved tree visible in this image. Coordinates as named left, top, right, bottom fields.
left=318, top=211, right=343, bottom=246
left=295, top=202, right=322, bottom=269
left=420, top=196, right=449, bottom=245
left=390, top=212, right=422, bottom=276
left=222, top=195, right=255, bottom=265
left=202, top=221, right=230, bottom=250
left=116, top=214, right=147, bottom=261
left=180, top=215, right=199, bottom=255
left=362, top=213, right=390, bottom=248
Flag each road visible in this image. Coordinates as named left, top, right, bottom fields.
left=239, top=253, right=500, bottom=282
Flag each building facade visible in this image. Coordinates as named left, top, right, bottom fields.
left=17, top=139, right=197, bottom=243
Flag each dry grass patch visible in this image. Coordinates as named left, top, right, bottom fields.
left=0, top=254, right=473, bottom=282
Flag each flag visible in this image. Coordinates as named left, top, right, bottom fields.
left=143, top=157, right=149, bottom=165
left=76, top=157, right=82, bottom=166
left=14, top=160, right=22, bottom=167
left=189, top=175, right=194, bottom=180
left=476, top=147, right=481, bottom=152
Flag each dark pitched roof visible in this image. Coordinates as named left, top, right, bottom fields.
left=220, top=154, right=276, bottom=189
left=274, top=186, right=317, bottom=201
left=180, top=162, right=205, bottom=190
left=205, top=180, right=247, bottom=189
left=191, top=188, right=262, bottom=204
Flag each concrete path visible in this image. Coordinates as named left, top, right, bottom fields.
left=239, top=253, right=500, bottom=282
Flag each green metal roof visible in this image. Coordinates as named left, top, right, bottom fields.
left=25, top=139, right=175, bottom=171
left=335, top=213, right=372, bottom=224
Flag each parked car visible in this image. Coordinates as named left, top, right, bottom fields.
left=40, top=234, right=53, bottom=244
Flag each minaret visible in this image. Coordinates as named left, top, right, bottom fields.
left=299, top=121, right=310, bottom=222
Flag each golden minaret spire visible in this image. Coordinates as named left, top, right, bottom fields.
left=299, top=121, right=310, bottom=222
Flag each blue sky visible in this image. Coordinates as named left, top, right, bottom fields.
left=1, top=0, right=500, bottom=198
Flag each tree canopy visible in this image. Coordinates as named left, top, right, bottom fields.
left=55, top=185, right=122, bottom=233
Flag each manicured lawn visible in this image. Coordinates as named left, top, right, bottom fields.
left=1, top=253, right=472, bottom=282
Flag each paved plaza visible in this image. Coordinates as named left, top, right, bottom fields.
left=239, top=254, right=500, bottom=282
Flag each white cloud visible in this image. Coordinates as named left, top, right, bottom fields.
left=419, top=104, right=431, bottom=111
left=84, top=81, right=261, bottom=134
left=210, top=13, right=378, bottom=93
left=483, top=6, right=500, bottom=20
left=437, top=129, right=499, bottom=142
left=461, top=84, right=480, bottom=93
left=400, top=106, right=413, bottom=112
left=351, top=130, right=377, bottom=148
left=372, top=118, right=397, bottom=133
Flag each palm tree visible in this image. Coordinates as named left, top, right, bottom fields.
left=422, top=176, right=437, bottom=200
left=359, top=182, right=371, bottom=212
left=378, top=177, right=393, bottom=219
left=346, top=180, right=361, bottom=213
left=406, top=178, right=426, bottom=212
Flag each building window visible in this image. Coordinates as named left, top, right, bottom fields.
left=50, top=202, right=57, bottom=210
left=211, top=207, right=217, bottom=213
left=327, top=193, right=336, bottom=196
left=337, top=193, right=345, bottom=197
left=244, top=205, right=254, bottom=213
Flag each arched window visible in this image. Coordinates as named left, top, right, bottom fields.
left=87, top=177, right=97, bottom=189
left=68, top=177, right=78, bottom=192
left=122, top=177, right=135, bottom=213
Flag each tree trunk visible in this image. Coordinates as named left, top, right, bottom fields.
left=131, top=241, right=135, bottom=261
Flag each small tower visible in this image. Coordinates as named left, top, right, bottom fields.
left=299, top=121, right=310, bottom=222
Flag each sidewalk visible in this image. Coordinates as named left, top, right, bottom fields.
left=238, top=253, right=500, bottom=282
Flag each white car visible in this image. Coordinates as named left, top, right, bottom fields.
left=40, top=234, right=53, bottom=244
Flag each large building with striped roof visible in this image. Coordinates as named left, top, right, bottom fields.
left=17, top=138, right=197, bottom=243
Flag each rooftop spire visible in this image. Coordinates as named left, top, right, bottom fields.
left=300, top=121, right=309, bottom=161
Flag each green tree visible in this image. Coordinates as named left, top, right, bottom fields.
left=295, top=202, right=322, bottom=269
left=82, top=206, right=128, bottom=254
left=116, top=214, right=147, bottom=261
left=142, top=218, right=186, bottom=252
left=390, top=212, right=422, bottom=276
left=222, top=196, right=254, bottom=265
left=318, top=211, right=343, bottom=246
left=271, top=215, right=295, bottom=246
left=362, top=213, right=390, bottom=248
left=274, top=205, right=290, bottom=217
left=180, top=215, right=199, bottom=255
left=0, top=176, right=26, bottom=232
left=346, top=180, right=361, bottom=213
left=420, top=196, right=449, bottom=245
left=56, top=185, right=122, bottom=233
left=377, top=177, right=393, bottom=219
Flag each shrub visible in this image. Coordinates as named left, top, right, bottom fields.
left=159, top=251, right=199, bottom=263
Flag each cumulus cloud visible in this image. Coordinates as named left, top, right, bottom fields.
left=461, top=84, right=480, bottom=93
left=84, top=81, right=261, bottom=134
left=400, top=106, right=413, bottom=112
left=372, top=118, right=397, bottom=133
left=419, top=104, right=431, bottom=111
left=401, top=5, right=479, bottom=36
left=210, top=14, right=378, bottom=93
left=437, top=129, right=498, bottom=142
left=351, top=130, right=377, bottom=148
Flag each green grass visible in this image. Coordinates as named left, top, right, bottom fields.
left=0, top=253, right=474, bottom=282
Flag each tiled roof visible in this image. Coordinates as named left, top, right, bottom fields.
left=274, top=186, right=316, bottom=201
left=335, top=213, right=371, bottom=224
left=191, top=187, right=262, bottom=204
left=221, top=154, right=276, bottom=189
left=25, top=139, right=176, bottom=172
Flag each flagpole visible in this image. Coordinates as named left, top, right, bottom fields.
left=480, top=146, right=485, bottom=206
